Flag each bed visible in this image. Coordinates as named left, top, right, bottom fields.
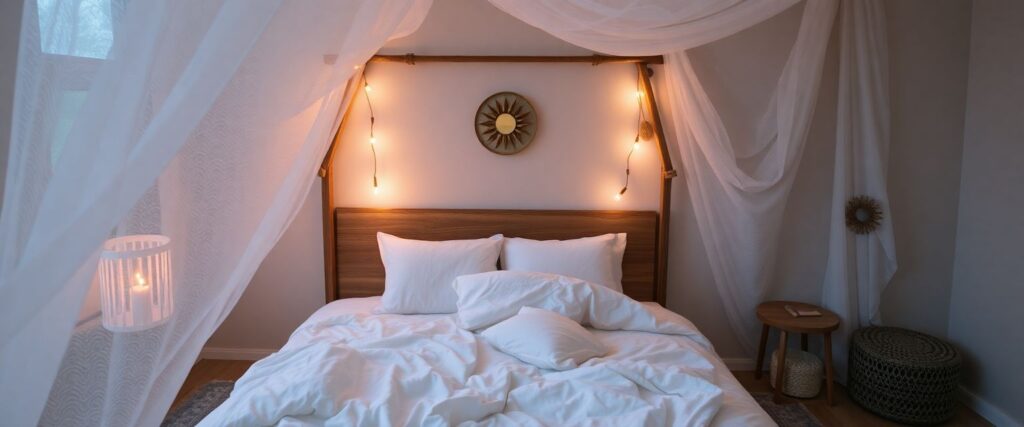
left=199, top=208, right=774, bottom=426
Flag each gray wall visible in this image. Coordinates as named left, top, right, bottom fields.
left=0, top=0, right=22, bottom=204
left=880, top=0, right=973, bottom=338
left=948, top=0, right=1024, bottom=424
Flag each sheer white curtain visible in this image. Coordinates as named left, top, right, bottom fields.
left=490, top=0, right=839, bottom=352
left=488, top=0, right=801, bottom=55
left=666, top=1, right=837, bottom=352
left=822, top=0, right=896, bottom=379
left=0, top=0, right=430, bottom=425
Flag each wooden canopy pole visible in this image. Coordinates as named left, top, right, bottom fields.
left=370, top=54, right=663, bottom=65
left=318, top=55, right=675, bottom=305
left=637, top=63, right=677, bottom=306
left=319, top=73, right=363, bottom=301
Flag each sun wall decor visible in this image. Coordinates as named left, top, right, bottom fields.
left=845, top=195, right=884, bottom=234
left=474, top=92, right=537, bottom=155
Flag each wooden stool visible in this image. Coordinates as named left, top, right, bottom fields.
left=755, top=301, right=840, bottom=405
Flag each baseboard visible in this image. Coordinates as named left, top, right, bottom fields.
left=199, top=346, right=277, bottom=361
left=959, top=386, right=1022, bottom=427
left=722, top=357, right=755, bottom=371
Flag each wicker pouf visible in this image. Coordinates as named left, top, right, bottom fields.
left=769, top=350, right=823, bottom=398
left=848, top=327, right=961, bottom=425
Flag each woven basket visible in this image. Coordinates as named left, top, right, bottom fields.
left=770, top=350, right=823, bottom=398
left=848, top=327, right=961, bottom=425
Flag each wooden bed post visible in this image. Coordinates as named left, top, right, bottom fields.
left=319, top=73, right=363, bottom=302
left=637, top=63, right=677, bottom=307
left=319, top=167, right=337, bottom=302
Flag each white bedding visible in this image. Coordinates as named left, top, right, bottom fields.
left=200, top=297, right=773, bottom=427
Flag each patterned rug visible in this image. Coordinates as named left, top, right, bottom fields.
left=165, top=382, right=823, bottom=426
left=752, top=392, right=824, bottom=427
left=162, top=381, right=234, bottom=427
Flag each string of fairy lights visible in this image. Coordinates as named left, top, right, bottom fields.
left=359, top=67, right=653, bottom=200
left=615, top=69, right=654, bottom=201
left=362, top=75, right=379, bottom=195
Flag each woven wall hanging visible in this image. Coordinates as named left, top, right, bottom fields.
left=845, top=195, right=883, bottom=234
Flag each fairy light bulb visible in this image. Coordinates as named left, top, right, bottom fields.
left=372, top=176, right=379, bottom=195
left=370, top=136, right=376, bottom=145
left=635, top=90, right=643, bottom=99
left=633, top=141, right=640, bottom=151
left=364, top=83, right=372, bottom=92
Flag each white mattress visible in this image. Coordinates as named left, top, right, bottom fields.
left=289, top=297, right=774, bottom=427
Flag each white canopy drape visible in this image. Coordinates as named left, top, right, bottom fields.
left=0, top=1, right=430, bottom=425
left=822, top=0, right=897, bottom=379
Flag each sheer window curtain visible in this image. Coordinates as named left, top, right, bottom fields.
left=0, top=1, right=431, bottom=425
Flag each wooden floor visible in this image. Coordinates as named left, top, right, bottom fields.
left=732, top=370, right=991, bottom=427
left=174, top=360, right=991, bottom=426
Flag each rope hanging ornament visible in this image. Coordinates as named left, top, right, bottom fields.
left=616, top=69, right=655, bottom=201
left=845, top=195, right=884, bottom=234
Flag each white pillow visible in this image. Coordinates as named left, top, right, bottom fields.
left=480, top=306, right=606, bottom=370
left=377, top=232, right=502, bottom=314
left=501, top=233, right=626, bottom=292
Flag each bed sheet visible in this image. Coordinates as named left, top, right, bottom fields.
left=285, top=297, right=774, bottom=427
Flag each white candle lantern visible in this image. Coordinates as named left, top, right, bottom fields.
left=97, top=235, right=174, bottom=332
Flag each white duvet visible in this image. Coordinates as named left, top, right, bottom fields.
left=200, top=274, right=773, bottom=426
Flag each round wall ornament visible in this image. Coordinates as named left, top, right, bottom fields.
left=475, top=92, right=537, bottom=155
left=845, top=195, right=884, bottom=234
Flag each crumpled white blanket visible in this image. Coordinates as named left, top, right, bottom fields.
left=199, top=276, right=725, bottom=426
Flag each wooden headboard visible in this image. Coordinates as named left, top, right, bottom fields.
left=331, top=208, right=659, bottom=302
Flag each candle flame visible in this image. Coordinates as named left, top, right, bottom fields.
left=134, top=272, right=147, bottom=287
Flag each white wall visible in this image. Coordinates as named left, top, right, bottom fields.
left=948, top=1, right=1024, bottom=425
left=205, top=182, right=327, bottom=350
left=208, top=0, right=976, bottom=363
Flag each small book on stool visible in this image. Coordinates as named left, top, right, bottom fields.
left=784, top=305, right=821, bottom=317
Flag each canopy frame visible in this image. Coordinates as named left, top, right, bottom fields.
left=318, top=54, right=677, bottom=305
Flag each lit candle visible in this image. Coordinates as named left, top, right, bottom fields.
left=130, top=272, right=152, bottom=327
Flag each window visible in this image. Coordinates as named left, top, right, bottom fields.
left=36, top=0, right=116, bottom=60
left=31, top=0, right=124, bottom=165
